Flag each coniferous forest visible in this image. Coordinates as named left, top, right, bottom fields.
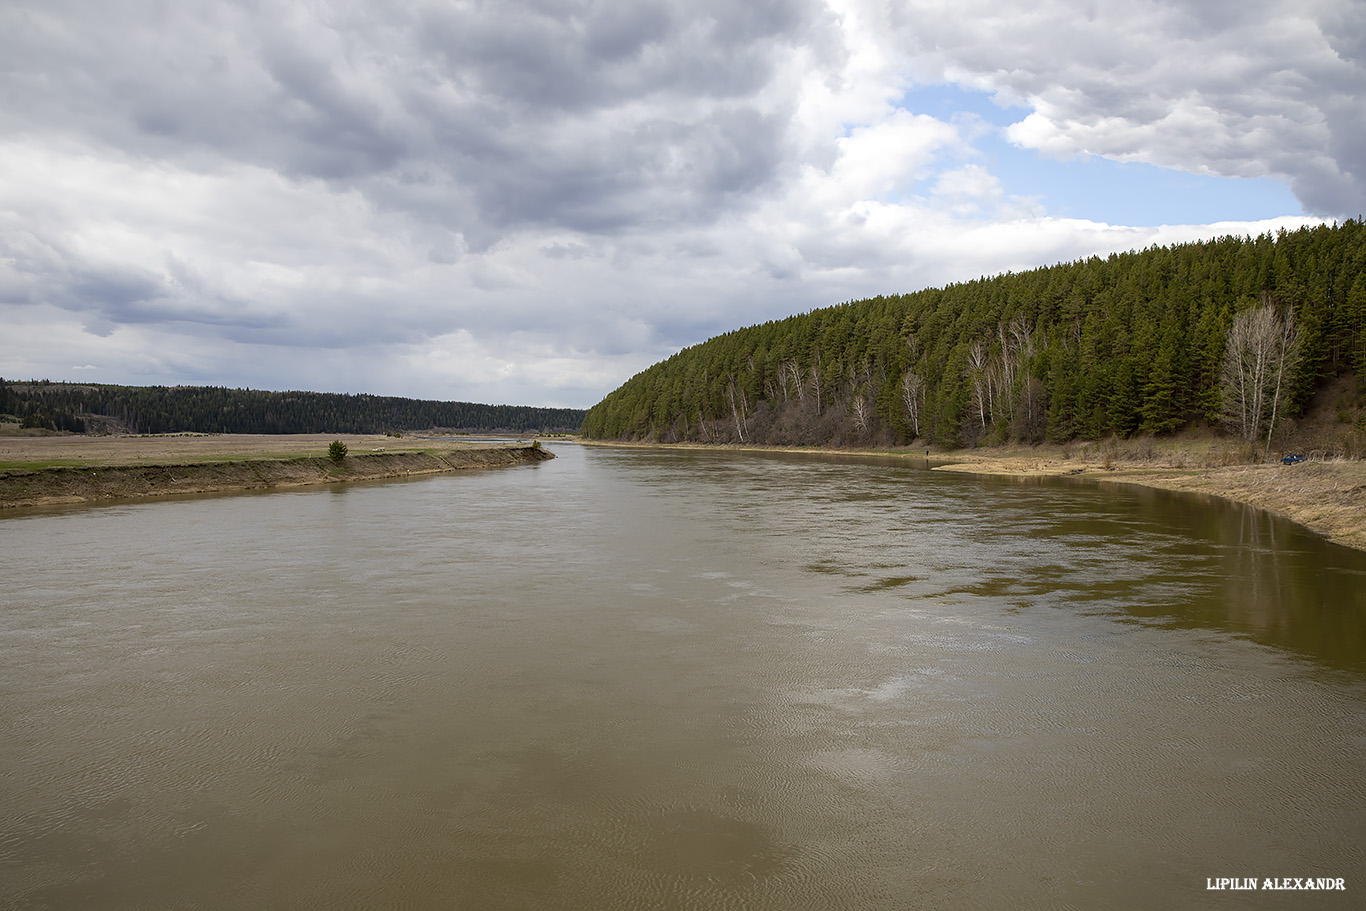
left=583, top=222, right=1366, bottom=449
left=0, top=382, right=585, bottom=436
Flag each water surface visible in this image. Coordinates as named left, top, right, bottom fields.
left=2, top=444, right=1363, bottom=908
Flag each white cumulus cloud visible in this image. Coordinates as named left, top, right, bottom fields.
left=0, top=0, right=1351, bottom=407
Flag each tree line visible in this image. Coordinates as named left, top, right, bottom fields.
left=583, top=221, right=1366, bottom=450
left=0, top=381, right=585, bottom=435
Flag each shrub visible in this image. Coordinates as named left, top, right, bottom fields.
left=328, top=440, right=348, bottom=462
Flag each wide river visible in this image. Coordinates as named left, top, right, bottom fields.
left=2, top=443, right=1364, bottom=909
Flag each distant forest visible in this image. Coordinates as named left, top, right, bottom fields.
left=0, top=382, right=585, bottom=436
left=584, top=221, right=1366, bottom=450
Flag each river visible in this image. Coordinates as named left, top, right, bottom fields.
left=2, top=443, right=1363, bottom=909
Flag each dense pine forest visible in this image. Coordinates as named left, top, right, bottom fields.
left=0, top=382, right=585, bottom=436
left=584, top=222, right=1366, bottom=451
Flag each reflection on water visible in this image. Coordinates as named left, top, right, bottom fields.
left=937, top=471, right=1366, bottom=671
left=1, top=443, right=1363, bottom=909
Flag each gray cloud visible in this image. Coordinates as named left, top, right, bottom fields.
left=0, top=0, right=1352, bottom=406
left=1, top=0, right=826, bottom=238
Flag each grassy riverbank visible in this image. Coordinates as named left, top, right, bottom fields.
left=584, top=436, right=1366, bottom=553
left=0, top=433, right=553, bottom=509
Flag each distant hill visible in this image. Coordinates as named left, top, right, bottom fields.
left=0, top=382, right=584, bottom=436
left=584, top=221, right=1366, bottom=450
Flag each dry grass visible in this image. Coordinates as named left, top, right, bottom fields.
left=0, top=432, right=522, bottom=472
left=0, top=436, right=553, bottom=508
left=934, top=443, right=1366, bottom=553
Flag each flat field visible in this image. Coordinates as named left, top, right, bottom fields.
left=0, top=432, right=550, bottom=509
left=0, top=432, right=520, bottom=472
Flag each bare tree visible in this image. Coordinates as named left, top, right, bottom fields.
left=1220, top=300, right=1302, bottom=457
left=850, top=392, right=870, bottom=435
left=698, top=411, right=713, bottom=442
left=900, top=369, right=925, bottom=439
left=807, top=357, right=823, bottom=415
left=1007, top=316, right=1034, bottom=359
left=726, top=378, right=748, bottom=443
left=993, top=324, right=1014, bottom=419
left=782, top=360, right=803, bottom=405
left=967, top=339, right=991, bottom=433
left=996, top=316, right=1034, bottom=423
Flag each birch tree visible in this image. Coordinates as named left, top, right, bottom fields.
left=726, top=377, right=748, bottom=442
left=807, top=358, right=823, bottom=415
left=967, top=339, right=991, bottom=433
left=850, top=392, right=870, bottom=434
left=1220, top=301, right=1301, bottom=457
left=782, top=360, right=803, bottom=405
left=900, top=369, right=925, bottom=439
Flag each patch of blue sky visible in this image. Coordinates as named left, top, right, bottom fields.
left=898, top=84, right=1304, bottom=226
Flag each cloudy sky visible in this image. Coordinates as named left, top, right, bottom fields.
left=3, top=0, right=1362, bottom=408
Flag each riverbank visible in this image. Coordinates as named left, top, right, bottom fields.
left=932, top=449, right=1366, bottom=553
left=0, top=434, right=553, bottom=509
left=584, top=438, right=1366, bottom=553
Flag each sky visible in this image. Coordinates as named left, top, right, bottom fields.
left=3, top=0, right=1363, bottom=409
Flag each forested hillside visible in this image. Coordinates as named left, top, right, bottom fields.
left=584, top=222, right=1366, bottom=450
left=0, top=382, right=584, bottom=436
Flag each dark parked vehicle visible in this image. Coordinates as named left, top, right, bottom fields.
left=1281, top=453, right=1306, bottom=464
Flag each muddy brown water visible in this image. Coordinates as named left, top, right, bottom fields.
left=2, top=443, right=1363, bottom=909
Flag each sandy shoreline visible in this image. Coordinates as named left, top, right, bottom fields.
left=0, top=433, right=553, bottom=509
left=583, top=438, right=1366, bottom=553
left=931, top=452, right=1366, bottom=553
